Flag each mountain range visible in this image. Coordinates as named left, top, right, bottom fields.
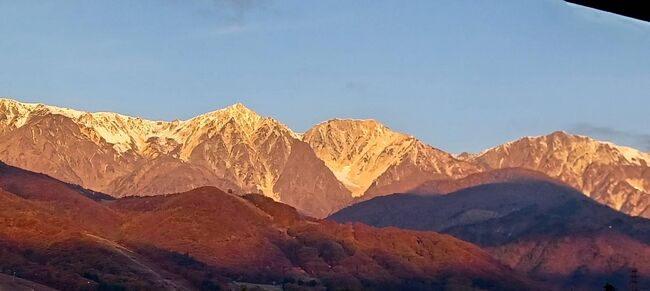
left=3, top=97, right=650, bottom=290
left=1, top=98, right=649, bottom=219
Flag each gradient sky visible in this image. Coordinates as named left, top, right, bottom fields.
left=1, top=0, right=648, bottom=153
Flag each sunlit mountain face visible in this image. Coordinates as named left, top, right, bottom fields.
left=1, top=98, right=649, bottom=219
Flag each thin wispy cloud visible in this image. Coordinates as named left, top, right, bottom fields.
left=212, top=23, right=248, bottom=35
left=187, top=0, right=273, bottom=36
left=344, top=81, right=368, bottom=92
left=208, top=0, right=268, bottom=23
left=195, top=0, right=271, bottom=26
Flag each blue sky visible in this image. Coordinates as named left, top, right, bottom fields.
left=1, top=0, right=648, bottom=152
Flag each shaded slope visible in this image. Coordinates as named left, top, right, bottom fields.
left=0, top=162, right=201, bottom=290
left=107, top=155, right=241, bottom=197
left=409, top=167, right=563, bottom=195
left=274, top=140, right=353, bottom=218
left=331, top=176, right=650, bottom=290
left=0, top=188, right=197, bottom=291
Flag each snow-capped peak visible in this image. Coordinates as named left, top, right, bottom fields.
left=209, top=102, right=260, bottom=121
left=188, top=103, right=263, bottom=135
left=0, top=98, right=300, bottom=155
left=184, top=102, right=299, bottom=140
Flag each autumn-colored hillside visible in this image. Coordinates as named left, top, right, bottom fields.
left=112, top=187, right=534, bottom=290
left=0, top=163, right=536, bottom=290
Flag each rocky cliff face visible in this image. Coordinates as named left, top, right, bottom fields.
left=465, top=131, right=650, bottom=217
left=303, top=119, right=481, bottom=199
